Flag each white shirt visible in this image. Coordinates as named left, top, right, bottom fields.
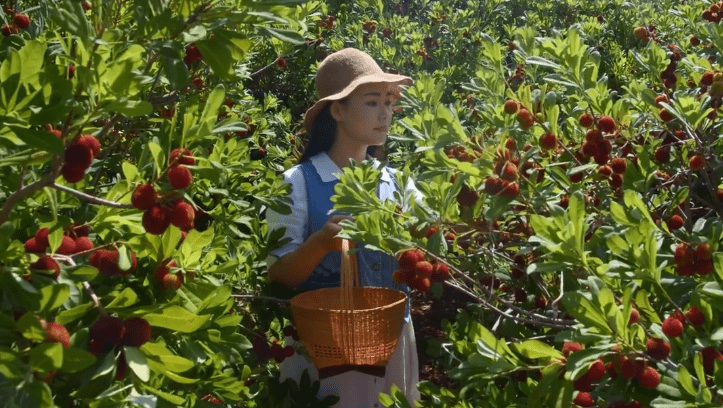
left=265, top=152, right=423, bottom=268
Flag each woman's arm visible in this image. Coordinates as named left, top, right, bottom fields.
left=268, top=215, right=353, bottom=289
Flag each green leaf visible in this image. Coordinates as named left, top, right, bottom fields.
left=677, top=365, right=696, bottom=396
left=17, top=312, right=45, bottom=342
left=180, top=227, right=214, bottom=266
left=124, top=346, right=150, bottom=382
left=30, top=342, right=63, bottom=373
left=105, top=287, right=139, bottom=310
left=143, top=306, right=211, bottom=333
left=161, top=226, right=182, bottom=259
left=39, top=283, right=71, bottom=314
left=65, top=265, right=99, bottom=282
left=117, top=246, right=132, bottom=272
left=106, top=100, right=152, bottom=117
left=7, top=125, right=64, bottom=155
left=0, top=347, right=23, bottom=378
left=561, top=292, right=612, bottom=334
left=148, top=142, right=164, bottom=176
left=510, top=340, right=563, bottom=360
left=62, top=347, right=96, bottom=373
left=257, top=27, right=305, bottom=45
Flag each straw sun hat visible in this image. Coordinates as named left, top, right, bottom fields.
left=302, top=48, right=413, bottom=134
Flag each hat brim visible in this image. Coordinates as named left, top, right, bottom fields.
left=302, top=72, right=413, bottom=134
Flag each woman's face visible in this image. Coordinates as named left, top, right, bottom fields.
left=331, top=82, right=397, bottom=147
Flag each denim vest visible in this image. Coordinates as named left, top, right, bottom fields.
left=295, top=160, right=411, bottom=322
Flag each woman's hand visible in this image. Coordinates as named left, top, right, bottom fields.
left=312, top=215, right=354, bottom=253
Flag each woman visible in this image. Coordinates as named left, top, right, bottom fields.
left=265, top=48, right=421, bottom=407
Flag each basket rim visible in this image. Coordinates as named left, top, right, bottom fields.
left=290, top=286, right=407, bottom=313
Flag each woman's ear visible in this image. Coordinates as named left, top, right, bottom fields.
left=329, top=100, right=345, bottom=122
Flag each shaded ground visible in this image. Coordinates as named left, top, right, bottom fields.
left=410, top=287, right=469, bottom=393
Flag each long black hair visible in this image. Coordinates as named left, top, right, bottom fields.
left=298, top=100, right=377, bottom=164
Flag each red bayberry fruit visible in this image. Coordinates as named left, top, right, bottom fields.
left=167, top=165, right=192, bottom=189
left=659, top=108, right=674, bottom=122
left=13, top=13, right=29, bottom=29
left=398, top=249, right=424, bottom=271
left=667, top=214, right=684, bottom=230
left=629, top=308, right=640, bottom=325
left=701, top=347, right=723, bottom=373
left=562, top=342, right=584, bottom=357
left=654, top=94, right=669, bottom=108
left=414, top=261, right=434, bottom=278
left=516, top=109, right=534, bottom=130
left=646, top=337, right=671, bottom=360
left=620, top=357, right=643, bottom=379
left=143, top=205, right=172, bottom=235
left=514, top=289, right=527, bottom=303
left=610, top=158, right=627, bottom=174
left=412, top=275, right=431, bottom=292
left=685, top=306, right=705, bottom=327
left=184, top=44, right=202, bottom=65
left=539, top=132, right=557, bottom=150
left=61, top=164, right=86, bottom=183
left=598, top=116, right=616, bottom=133
left=30, top=256, right=61, bottom=279
left=73, top=236, right=94, bottom=253
left=701, top=71, right=715, bottom=86
left=500, top=181, right=520, bottom=198
left=578, top=113, right=594, bottom=128
left=56, top=235, right=76, bottom=255
left=64, top=143, right=93, bottom=169
left=675, top=243, right=696, bottom=266
left=695, top=259, right=714, bottom=275
left=131, top=184, right=157, bottom=210
left=503, top=100, right=518, bottom=114
left=392, top=270, right=406, bottom=285
left=456, top=184, right=479, bottom=207
left=170, top=200, right=195, bottom=230
left=44, top=322, right=70, bottom=348
left=276, top=57, right=287, bottom=68
left=162, top=272, right=184, bottom=290
left=638, top=366, right=660, bottom=389
left=586, top=359, right=606, bottom=382
left=573, top=392, right=595, bottom=407
left=662, top=315, right=685, bottom=337
left=431, top=262, right=450, bottom=282
left=1, top=24, right=14, bottom=37
left=77, top=135, right=100, bottom=157
left=696, top=243, right=713, bottom=260
left=121, top=317, right=152, bottom=347
left=689, top=154, right=705, bottom=171
left=169, top=148, right=195, bottom=166
left=90, top=315, right=126, bottom=352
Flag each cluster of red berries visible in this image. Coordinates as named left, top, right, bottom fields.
left=89, top=315, right=152, bottom=380
left=61, top=134, right=101, bottom=183
left=702, top=2, right=723, bottom=23
left=252, top=331, right=295, bottom=364
left=561, top=341, right=658, bottom=408
left=317, top=14, right=336, bottom=29
left=657, top=43, right=682, bottom=90
left=650, top=127, right=688, bottom=164
left=392, top=249, right=451, bottom=292
left=661, top=306, right=706, bottom=338
left=131, top=149, right=196, bottom=235
left=90, top=247, right=138, bottom=277
left=362, top=20, right=377, bottom=34
left=1, top=9, right=30, bottom=37
left=673, top=242, right=714, bottom=276
left=508, top=64, right=526, bottom=90
left=154, top=258, right=185, bottom=291
left=24, top=226, right=94, bottom=280
left=632, top=25, right=659, bottom=44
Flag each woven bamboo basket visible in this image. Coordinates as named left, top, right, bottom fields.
left=290, top=239, right=407, bottom=372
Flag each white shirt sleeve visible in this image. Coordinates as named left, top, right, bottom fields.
left=265, top=167, right=307, bottom=269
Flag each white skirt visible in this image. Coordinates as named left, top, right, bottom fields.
left=279, top=319, right=421, bottom=408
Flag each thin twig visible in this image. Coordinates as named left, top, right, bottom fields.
left=233, top=294, right=291, bottom=304
left=82, top=281, right=106, bottom=316
left=52, top=183, right=134, bottom=208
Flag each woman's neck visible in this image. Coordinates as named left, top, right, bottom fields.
left=327, top=142, right=368, bottom=170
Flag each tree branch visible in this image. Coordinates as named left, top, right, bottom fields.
left=52, top=183, right=134, bottom=209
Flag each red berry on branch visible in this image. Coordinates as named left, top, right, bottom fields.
left=13, top=13, right=29, bottom=29
left=503, top=100, right=518, bottom=115
left=598, top=116, right=616, bottom=133
left=578, top=113, right=594, bottom=128
left=645, top=337, right=671, bottom=360
left=167, top=165, right=192, bottom=189
left=638, top=366, right=660, bottom=389
left=685, top=306, right=705, bottom=327
left=667, top=214, right=684, bottom=230
left=44, top=322, right=70, bottom=348
left=143, top=205, right=172, bottom=235
left=688, top=154, right=705, bottom=171
left=131, top=184, right=157, bottom=210
left=170, top=148, right=195, bottom=165
left=662, top=315, right=685, bottom=338
left=170, top=200, right=195, bottom=230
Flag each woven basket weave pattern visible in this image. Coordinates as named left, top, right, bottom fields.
left=290, top=240, right=407, bottom=370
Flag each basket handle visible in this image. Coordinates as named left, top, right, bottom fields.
left=340, top=239, right=358, bottom=364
